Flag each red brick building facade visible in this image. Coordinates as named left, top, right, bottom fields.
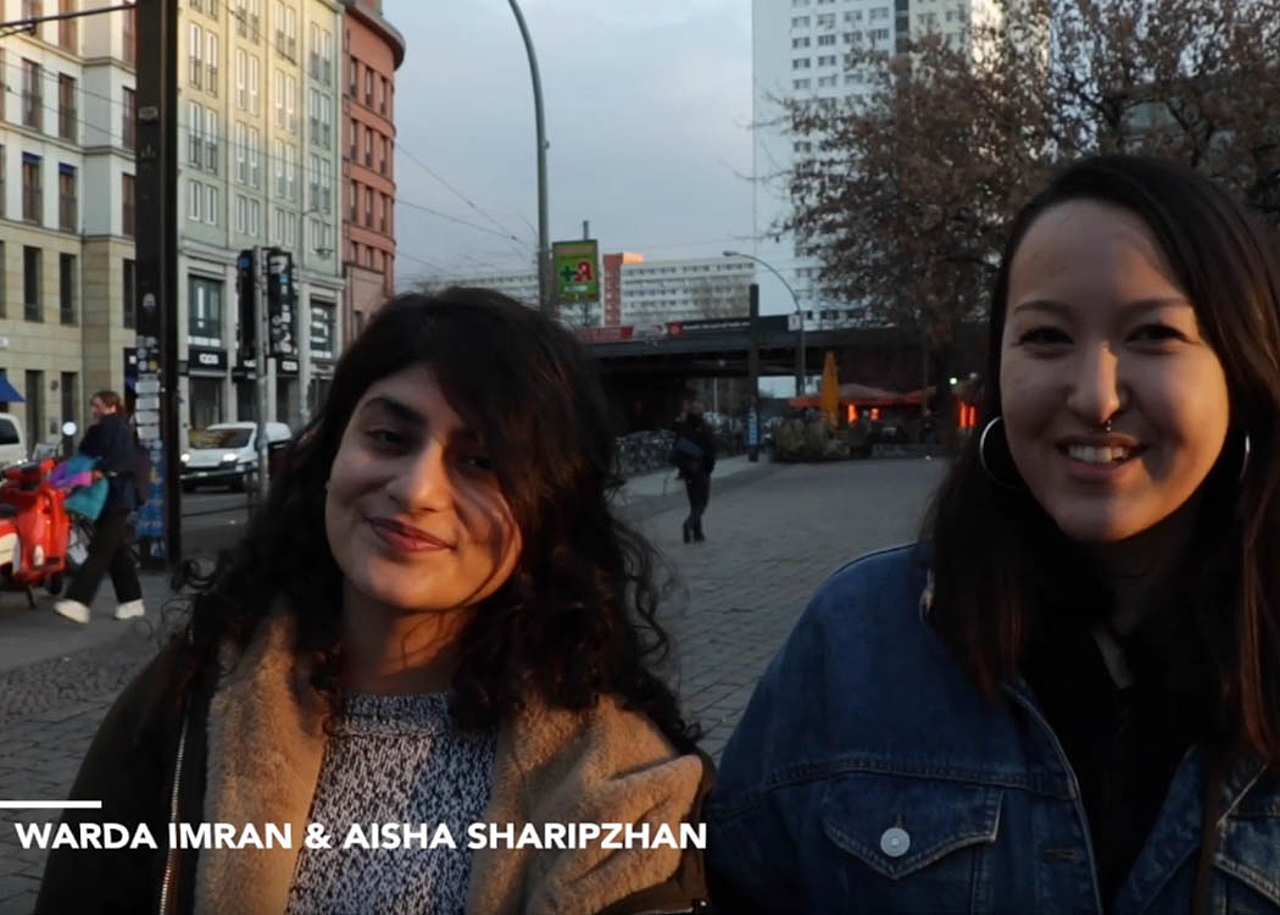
left=341, top=0, right=403, bottom=343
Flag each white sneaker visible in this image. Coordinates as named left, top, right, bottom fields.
left=114, top=599, right=145, bottom=621
left=53, top=599, right=90, bottom=624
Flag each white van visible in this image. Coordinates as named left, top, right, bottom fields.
left=0, top=414, right=28, bottom=468
left=180, top=421, right=292, bottom=491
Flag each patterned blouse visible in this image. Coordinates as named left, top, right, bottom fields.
left=285, top=692, right=497, bottom=915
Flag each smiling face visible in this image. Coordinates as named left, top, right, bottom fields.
left=999, top=199, right=1231, bottom=542
left=323, top=364, right=523, bottom=617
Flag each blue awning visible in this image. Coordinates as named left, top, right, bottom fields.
left=0, top=376, right=24, bottom=402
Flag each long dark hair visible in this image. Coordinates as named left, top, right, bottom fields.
left=181, top=288, right=699, bottom=751
left=923, top=155, right=1280, bottom=761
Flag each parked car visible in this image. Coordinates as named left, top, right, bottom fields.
left=180, top=421, right=292, bottom=492
left=0, top=414, right=28, bottom=468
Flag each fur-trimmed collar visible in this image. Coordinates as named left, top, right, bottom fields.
left=195, top=612, right=704, bottom=915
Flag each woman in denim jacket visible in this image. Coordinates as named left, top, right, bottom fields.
left=707, top=156, right=1280, bottom=914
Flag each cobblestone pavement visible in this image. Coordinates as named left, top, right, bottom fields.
left=0, top=457, right=946, bottom=913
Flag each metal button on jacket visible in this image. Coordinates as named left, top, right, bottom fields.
left=880, top=827, right=910, bottom=858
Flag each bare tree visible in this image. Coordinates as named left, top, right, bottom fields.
left=784, top=0, right=1280, bottom=432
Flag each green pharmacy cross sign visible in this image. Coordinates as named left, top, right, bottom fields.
left=553, top=240, right=600, bottom=303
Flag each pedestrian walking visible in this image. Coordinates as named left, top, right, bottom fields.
left=53, top=390, right=144, bottom=624
left=37, top=289, right=712, bottom=915
left=706, top=156, right=1280, bottom=914
left=671, top=402, right=717, bottom=542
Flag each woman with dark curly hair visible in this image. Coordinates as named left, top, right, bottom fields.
left=36, top=289, right=713, bottom=915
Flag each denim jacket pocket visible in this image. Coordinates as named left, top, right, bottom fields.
left=1215, top=796, right=1280, bottom=912
left=821, top=773, right=1003, bottom=881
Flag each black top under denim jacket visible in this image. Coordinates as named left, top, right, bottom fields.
left=1021, top=548, right=1226, bottom=909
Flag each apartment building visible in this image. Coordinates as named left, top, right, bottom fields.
left=340, top=0, right=403, bottom=342
left=0, top=1, right=138, bottom=452
left=176, top=0, right=345, bottom=439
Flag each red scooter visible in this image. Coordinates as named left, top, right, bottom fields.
left=0, top=457, right=74, bottom=607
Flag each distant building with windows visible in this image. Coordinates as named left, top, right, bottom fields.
left=177, top=0, right=346, bottom=439
left=0, top=3, right=137, bottom=451
left=751, top=0, right=1002, bottom=326
left=340, top=0, right=403, bottom=352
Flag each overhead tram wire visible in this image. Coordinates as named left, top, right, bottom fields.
left=0, top=61, right=531, bottom=251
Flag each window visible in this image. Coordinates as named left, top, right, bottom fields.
left=870, top=7, right=890, bottom=19
left=817, top=54, right=837, bottom=66
left=25, top=371, right=43, bottom=447
left=348, top=118, right=357, bottom=159
left=0, top=241, right=5, bottom=319
left=364, top=185, right=372, bottom=226
left=22, top=154, right=41, bottom=224
left=248, top=127, right=260, bottom=186
left=122, top=173, right=135, bottom=236
left=58, top=164, right=75, bottom=232
left=308, top=152, right=321, bottom=209
left=236, top=49, right=247, bottom=109
left=320, top=95, right=332, bottom=149
left=319, top=28, right=333, bottom=85
left=23, top=2, right=43, bottom=39
left=122, top=87, right=136, bottom=149
left=205, top=108, right=219, bottom=172
left=380, top=135, right=388, bottom=174
left=870, top=27, right=890, bottom=40
left=23, top=247, right=41, bottom=322
left=59, top=253, right=76, bottom=324
left=792, top=78, right=811, bottom=89
left=235, top=194, right=247, bottom=233
left=791, top=37, right=809, bottom=48
left=189, top=24, right=204, bottom=89
left=817, top=13, right=835, bottom=27
left=364, top=128, right=372, bottom=166
left=249, top=199, right=260, bottom=236
left=379, top=77, right=387, bottom=114
left=286, top=73, right=298, bottom=132
left=188, top=178, right=203, bottom=221
left=348, top=56, right=357, bottom=97
left=790, top=16, right=810, bottom=26
left=206, top=32, right=219, bottom=96
left=188, top=275, right=223, bottom=338
left=123, top=7, right=136, bottom=65
left=235, top=122, right=247, bottom=182
left=844, top=10, right=863, bottom=22
left=274, top=138, right=285, bottom=195
left=348, top=181, right=356, bottom=221
left=818, top=75, right=838, bottom=87
left=364, top=68, right=373, bottom=106
left=249, top=55, right=260, bottom=114
left=792, top=58, right=811, bottom=69
left=204, top=185, right=217, bottom=225
left=59, top=0, right=77, bottom=50
left=58, top=74, right=77, bottom=141
left=844, top=31, right=861, bottom=43
left=188, top=101, right=205, bottom=164
left=817, top=34, right=836, bottom=45
left=22, top=60, right=43, bottom=131
left=123, top=258, right=136, bottom=329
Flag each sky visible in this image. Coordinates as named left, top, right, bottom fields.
left=384, top=0, right=755, bottom=289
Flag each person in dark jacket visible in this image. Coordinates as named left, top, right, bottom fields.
left=672, top=402, right=717, bottom=543
left=53, top=389, right=144, bottom=624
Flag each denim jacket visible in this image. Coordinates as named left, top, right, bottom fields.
left=705, top=544, right=1280, bottom=914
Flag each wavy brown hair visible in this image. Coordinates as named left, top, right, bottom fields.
left=923, top=155, right=1280, bottom=762
left=180, top=288, right=699, bottom=751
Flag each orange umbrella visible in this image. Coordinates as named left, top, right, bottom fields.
left=819, top=351, right=839, bottom=429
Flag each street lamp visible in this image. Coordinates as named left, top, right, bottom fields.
left=508, top=0, right=551, bottom=316
left=724, top=251, right=806, bottom=397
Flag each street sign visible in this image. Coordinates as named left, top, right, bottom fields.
left=787, top=312, right=802, bottom=332
left=553, top=240, right=600, bottom=303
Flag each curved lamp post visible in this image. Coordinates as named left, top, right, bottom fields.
left=724, top=250, right=806, bottom=397
left=508, top=0, right=550, bottom=315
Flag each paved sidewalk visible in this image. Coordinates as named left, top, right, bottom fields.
left=0, top=456, right=946, bottom=912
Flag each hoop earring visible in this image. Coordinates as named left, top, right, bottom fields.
left=978, top=416, right=1022, bottom=489
left=1238, top=432, right=1251, bottom=485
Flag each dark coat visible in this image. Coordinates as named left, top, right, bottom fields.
left=672, top=418, right=717, bottom=477
left=78, top=412, right=138, bottom=513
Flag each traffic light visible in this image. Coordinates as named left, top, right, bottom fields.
left=265, top=247, right=296, bottom=357
left=236, top=248, right=256, bottom=354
